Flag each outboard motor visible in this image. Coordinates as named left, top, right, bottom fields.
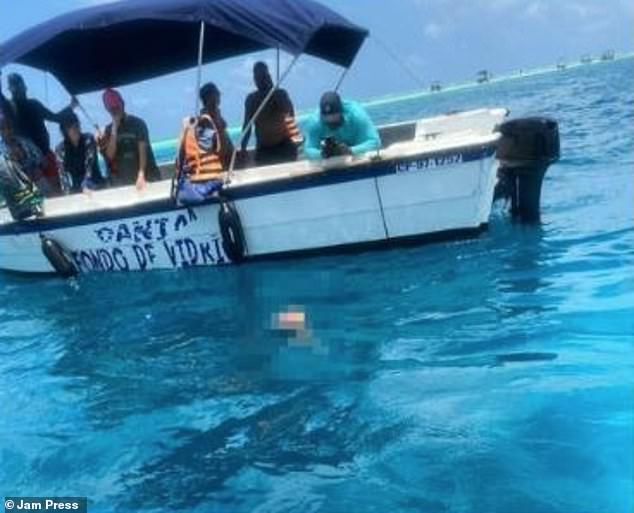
left=494, top=117, right=560, bottom=223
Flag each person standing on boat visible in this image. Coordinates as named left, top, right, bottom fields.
left=239, top=62, right=300, bottom=166
left=56, top=111, right=106, bottom=194
left=0, top=72, right=77, bottom=194
left=100, top=88, right=160, bottom=190
left=0, top=110, right=44, bottom=219
left=304, top=91, right=380, bottom=160
left=199, top=82, right=234, bottom=169
left=0, top=107, right=52, bottom=196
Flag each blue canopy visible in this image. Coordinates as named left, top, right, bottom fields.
left=0, top=0, right=368, bottom=94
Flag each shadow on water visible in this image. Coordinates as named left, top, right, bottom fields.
left=117, top=386, right=408, bottom=511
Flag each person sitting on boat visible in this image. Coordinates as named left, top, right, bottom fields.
left=304, top=91, right=380, bottom=160
left=0, top=110, right=44, bottom=220
left=56, top=111, right=106, bottom=194
left=0, top=72, right=77, bottom=194
left=99, top=88, right=160, bottom=190
left=173, top=113, right=226, bottom=205
left=199, top=82, right=234, bottom=169
left=0, top=107, right=53, bottom=196
left=239, top=62, right=301, bottom=166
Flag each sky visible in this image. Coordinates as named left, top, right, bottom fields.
left=1, top=0, right=633, bottom=140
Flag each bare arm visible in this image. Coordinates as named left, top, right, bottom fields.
left=138, top=140, right=147, bottom=176
left=35, top=101, right=73, bottom=123
left=281, top=90, right=295, bottom=117
left=135, top=139, right=148, bottom=190
left=105, top=123, right=118, bottom=161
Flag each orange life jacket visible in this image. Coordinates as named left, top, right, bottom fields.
left=285, top=115, right=304, bottom=145
left=181, top=114, right=224, bottom=182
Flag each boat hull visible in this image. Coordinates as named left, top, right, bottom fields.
left=0, top=150, right=497, bottom=274
left=0, top=109, right=505, bottom=275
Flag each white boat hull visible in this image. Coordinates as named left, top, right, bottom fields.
left=0, top=108, right=506, bottom=275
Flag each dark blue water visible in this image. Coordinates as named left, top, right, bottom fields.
left=1, top=59, right=633, bottom=513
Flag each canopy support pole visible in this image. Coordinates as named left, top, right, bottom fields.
left=77, top=100, right=101, bottom=134
left=334, top=66, right=350, bottom=92
left=194, top=20, right=206, bottom=114
left=43, top=72, right=50, bottom=105
left=227, top=54, right=300, bottom=178
left=276, top=46, right=281, bottom=83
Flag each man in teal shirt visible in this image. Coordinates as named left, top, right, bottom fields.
left=304, top=91, right=381, bottom=160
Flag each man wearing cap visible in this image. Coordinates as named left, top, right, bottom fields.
left=100, top=88, right=160, bottom=190
left=0, top=72, right=77, bottom=193
left=304, top=91, right=381, bottom=161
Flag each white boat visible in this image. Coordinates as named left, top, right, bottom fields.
left=0, top=0, right=559, bottom=276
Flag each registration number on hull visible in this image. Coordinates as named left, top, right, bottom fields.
left=395, top=153, right=464, bottom=173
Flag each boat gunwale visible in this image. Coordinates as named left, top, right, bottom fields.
left=0, top=135, right=499, bottom=237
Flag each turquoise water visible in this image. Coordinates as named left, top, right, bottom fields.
left=1, top=58, right=633, bottom=513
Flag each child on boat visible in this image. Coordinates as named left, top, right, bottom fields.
left=56, top=111, right=106, bottom=194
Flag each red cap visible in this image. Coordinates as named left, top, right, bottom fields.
left=102, top=88, right=124, bottom=111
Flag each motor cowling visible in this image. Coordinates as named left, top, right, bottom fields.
left=494, top=117, right=560, bottom=223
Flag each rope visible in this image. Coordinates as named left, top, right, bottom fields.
left=372, top=35, right=426, bottom=89
left=43, top=72, right=50, bottom=106
left=77, top=101, right=101, bottom=134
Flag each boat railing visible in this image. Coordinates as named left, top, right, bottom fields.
left=155, top=109, right=508, bottom=179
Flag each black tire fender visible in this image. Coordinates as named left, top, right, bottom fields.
left=218, top=200, right=246, bottom=263
left=41, top=235, right=78, bottom=278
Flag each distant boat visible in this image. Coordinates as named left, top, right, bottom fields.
left=601, top=50, right=615, bottom=61
left=476, top=70, right=491, bottom=83
left=430, top=81, right=442, bottom=92
left=556, top=59, right=567, bottom=70
left=580, top=54, right=593, bottom=64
